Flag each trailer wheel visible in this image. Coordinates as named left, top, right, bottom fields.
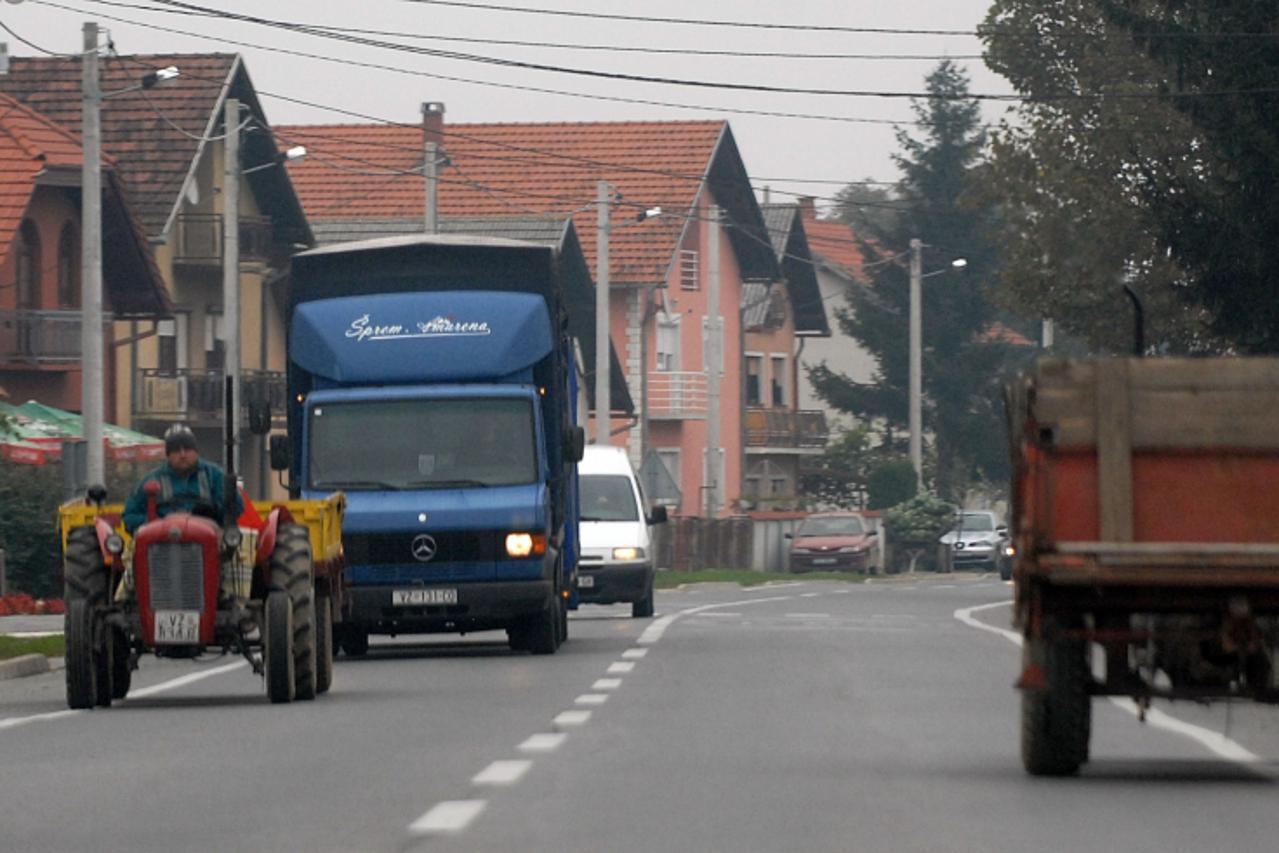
left=265, top=590, right=295, bottom=704
left=1021, top=619, right=1092, bottom=776
left=271, top=524, right=316, bottom=701
left=314, top=593, right=334, bottom=694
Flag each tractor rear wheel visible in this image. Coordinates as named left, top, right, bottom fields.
left=271, top=524, right=316, bottom=701
left=1021, top=618, right=1092, bottom=776
left=265, top=590, right=294, bottom=704
left=315, top=593, right=334, bottom=695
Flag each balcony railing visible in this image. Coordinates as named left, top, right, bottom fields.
left=648, top=370, right=708, bottom=420
left=173, top=213, right=274, bottom=266
left=745, top=407, right=829, bottom=450
left=0, top=309, right=102, bottom=364
left=135, top=367, right=286, bottom=424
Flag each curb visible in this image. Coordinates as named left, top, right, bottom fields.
left=0, top=654, right=51, bottom=681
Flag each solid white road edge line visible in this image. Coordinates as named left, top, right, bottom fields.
left=473, top=760, right=533, bottom=786
left=638, top=595, right=795, bottom=645
left=0, top=659, right=248, bottom=732
left=953, top=600, right=1263, bottom=765
left=408, top=800, right=487, bottom=835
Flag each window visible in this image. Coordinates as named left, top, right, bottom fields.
left=205, top=312, right=226, bottom=370
left=657, top=448, right=681, bottom=491
left=679, top=249, right=699, bottom=291
left=16, top=219, right=40, bottom=310
left=770, top=355, right=787, bottom=407
left=656, top=314, right=681, bottom=372
left=745, top=355, right=763, bottom=406
left=770, top=476, right=788, bottom=497
left=157, top=319, right=178, bottom=373
left=57, top=223, right=78, bottom=309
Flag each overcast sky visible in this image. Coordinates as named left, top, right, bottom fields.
left=2, top=0, right=1015, bottom=215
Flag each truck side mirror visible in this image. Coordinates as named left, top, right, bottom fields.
left=647, top=504, right=668, bottom=525
left=566, top=426, right=586, bottom=463
left=247, top=400, right=272, bottom=436
left=269, top=435, right=292, bottom=472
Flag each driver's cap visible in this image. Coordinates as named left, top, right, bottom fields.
left=163, top=423, right=197, bottom=453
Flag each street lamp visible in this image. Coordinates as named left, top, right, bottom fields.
left=908, top=239, right=966, bottom=490
left=81, top=21, right=178, bottom=487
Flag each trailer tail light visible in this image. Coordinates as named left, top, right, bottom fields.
left=505, top=532, right=547, bottom=558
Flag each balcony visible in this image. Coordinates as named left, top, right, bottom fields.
left=745, top=407, right=829, bottom=453
left=0, top=309, right=99, bottom=365
left=135, top=367, right=286, bottom=426
left=648, top=371, right=708, bottom=420
left=173, top=213, right=274, bottom=267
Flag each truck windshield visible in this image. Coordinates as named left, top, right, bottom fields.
left=308, top=397, right=537, bottom=490
left=580, top=475, right=640, bottom=522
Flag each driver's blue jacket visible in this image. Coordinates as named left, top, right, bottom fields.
left=122, top=459, right=243, bottom=534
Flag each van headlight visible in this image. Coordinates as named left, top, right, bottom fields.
left=612, top=547, right=644, bottom=561
left=505, top=532, right=547, bottom=558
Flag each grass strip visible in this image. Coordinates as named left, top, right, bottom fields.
left=655, top=569, right=866, bottom=589
left=0, top=635, right=66, bottom=661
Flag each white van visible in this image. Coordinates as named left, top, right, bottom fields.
left=576, top=445, right=668, bottom=617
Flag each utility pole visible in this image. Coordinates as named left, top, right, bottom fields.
left=223, top=97, right=241, bottom=472
left=909, top=237, right=922, bottom=490
left=594, top=180, right=611, bottom=445
left=705, top=206, right=721, bottom=517
left=81, top=21, right=105, bottom=486
left=423, top=102, right=444, bottom=233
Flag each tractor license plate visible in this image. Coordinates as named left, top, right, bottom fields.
left=154, top=610, right=201, bottom=644
left=392, top=588, right=458, bottom=606
left=577, top=574, right=595, bottom=588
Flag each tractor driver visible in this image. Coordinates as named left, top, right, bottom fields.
left=122, top=424, right=243, bottom=534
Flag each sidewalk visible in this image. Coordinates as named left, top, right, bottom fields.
left=0, top=614, right=64, bottom=682
left=0, top=614, right=63, bottom=636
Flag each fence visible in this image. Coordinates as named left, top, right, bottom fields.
left=651, top=514, right=886, bottom=573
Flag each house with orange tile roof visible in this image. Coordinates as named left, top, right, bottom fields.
left=1, top=53, right=312, bottom=497
left=0, top=92, right=169, bottom=419
left=278, top=112, right=786, bottom=516
left=795, top=198, right=879, bottom=436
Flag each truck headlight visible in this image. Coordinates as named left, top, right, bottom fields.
left=612, top=547, right=644, bottom=561
left=104, top=533, right=125, bottom=555
left=505, top=532, right=547, bottom=558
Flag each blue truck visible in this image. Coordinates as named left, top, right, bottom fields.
left=274, top=235, right=588, bottom=655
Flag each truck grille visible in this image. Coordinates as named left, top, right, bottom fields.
left=343, top=530, right=504, bottom=565
left=147, top=543, right=205, bottom=610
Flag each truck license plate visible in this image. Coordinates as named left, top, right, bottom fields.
left=392, top=588, right=458, bottom=605
left=154, top=610, right=201, bottom=644
left=577, top=574, right=595, bottom=588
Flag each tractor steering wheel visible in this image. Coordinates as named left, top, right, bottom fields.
left=157, top=498, right=223, bottom=524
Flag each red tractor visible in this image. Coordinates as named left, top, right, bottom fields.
left=61, top=479, right=336, bottom=708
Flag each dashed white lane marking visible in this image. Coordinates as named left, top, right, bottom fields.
left=785, top=613, right=831, bottom=619
left=519, top=733, right=567, bottom=753
left=576, top=693, right=609, bottom=706
left=744, top=582, right=803, bottom=591
left=592, top=678, right=623, bottom=691
left=473, top=760, right=532, bottom=786
left=935, top=584, right=957, bottom=590
left=953, top=601, right=1263, bottom=765
left=622, top=648, right=648, bottom=659
left=1, top=660, right=248, bottom=732
left=554, top=709, right=592, bottom=727
left=607, top=661, right=636, bottom=674
left=800, top=592, right=821, bottom=598
left=409, top=800, right=487, bottom=836
left=696, top=612, right=741, bottom=618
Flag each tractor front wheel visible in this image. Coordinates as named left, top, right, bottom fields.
left=265, top=590, right=295, bottom=704
left=65, top=600, right=100, bottom=709
left=63, top=526, right=113, bottom=709
left=270, top=524, right=317, bottom=701
left=110, top=627, right=132, bottom=700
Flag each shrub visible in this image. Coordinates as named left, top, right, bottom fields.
left=867, top=458, right=919, bottom=510
left=884, top=493, right=956, bottom=572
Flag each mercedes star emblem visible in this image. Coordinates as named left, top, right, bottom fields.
left=411, top=533, right=438, bottom=562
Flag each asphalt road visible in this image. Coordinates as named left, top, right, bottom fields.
left=3, top=576, right=1279, bottom=853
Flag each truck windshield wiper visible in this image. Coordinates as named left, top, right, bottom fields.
left=312, top=479, right=400, bottom=490
left=404, top=479, right=491, bottom=489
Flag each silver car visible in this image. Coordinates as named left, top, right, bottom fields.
left=938, top=511, right=1012, bottom=578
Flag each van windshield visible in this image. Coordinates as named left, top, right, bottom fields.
left=580, top=474, right=640, bottom=522
left=308, top=397, right=537, bottom=490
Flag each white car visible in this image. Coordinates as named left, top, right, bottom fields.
left=938, top=511, right=1012, bottom=579
left=575, top=445, right=667, bottom=617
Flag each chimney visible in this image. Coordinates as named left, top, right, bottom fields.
left=0, top=44, right=9, bottom=76
left=797, top=196, right=817, bottom=218
left=421, top=101, right=445, bottom=147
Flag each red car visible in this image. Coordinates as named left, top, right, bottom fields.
left=785, top=512, right=879, bottom=573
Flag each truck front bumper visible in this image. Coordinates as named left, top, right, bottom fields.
left=347, top=580, right=553, bottom=635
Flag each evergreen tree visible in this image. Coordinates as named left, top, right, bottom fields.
left=810, top=61, right=1021, bottom=499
